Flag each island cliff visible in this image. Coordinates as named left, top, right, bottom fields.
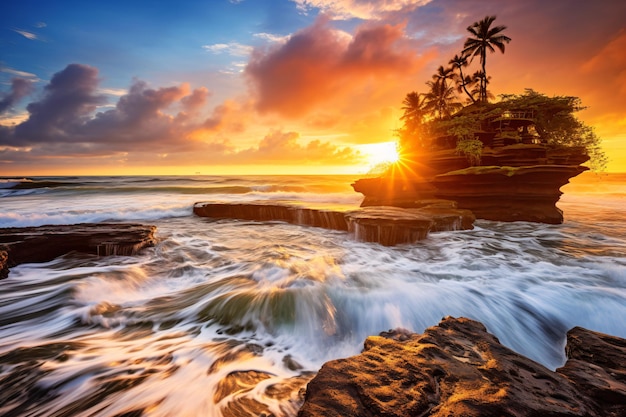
left=353, top=112, right=592, bottom=224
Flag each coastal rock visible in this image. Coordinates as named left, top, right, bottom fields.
left=193, top=201, right=474, bottom=246
left=0, top=223, right=157, bottom=278
left=0, top=249, right=8, bottom=279
left=557, top=327, right=626, bottom=415
left=433, top=165, right=588, bottom=224
left=353, top=145, right=590, bottom=224
left=351, top=176, right=438, bottom=207
left=193, top=202, right=349, bottom=231
left=344, top=204, right=474, bottom=246
left=298, top=317, right=626, bottom=417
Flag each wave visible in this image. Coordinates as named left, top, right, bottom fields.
left=0, top=203, right=193, bottom=228
left=0, top=176, right=356, bottom=198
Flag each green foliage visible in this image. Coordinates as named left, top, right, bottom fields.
left=436, top=114, right=482, bottom=140
left=395, top=14, right=605, bottom=171
left=437, top=115, right=483, bottom=165
left=498, top=89, right=607, bottom=170
left=456, top=138, right=483, bottom=165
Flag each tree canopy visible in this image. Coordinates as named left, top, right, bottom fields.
left=396, top=16, right=605, bottom=171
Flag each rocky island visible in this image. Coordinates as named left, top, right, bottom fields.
left=353, top=105, right=595, bottom=224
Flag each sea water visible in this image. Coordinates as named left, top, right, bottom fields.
left=0, top=173, right=625, bottom=416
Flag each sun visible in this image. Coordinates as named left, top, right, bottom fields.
left=359, top=141, right=400, bottom=167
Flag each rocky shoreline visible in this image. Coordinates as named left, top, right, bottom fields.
left=298, top=317, right=626, bottom=417
left=2, top=222, right=624, bottom=416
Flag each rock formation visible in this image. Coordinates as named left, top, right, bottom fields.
left=433, top=165, right=588, bottom=224
left=0, top=223, right=157, bottom=279
left=353, top=143, right=590, bottom=224
left=193, top=201, right=475, bottom=246
left=298, top=317, right=626, bottom=417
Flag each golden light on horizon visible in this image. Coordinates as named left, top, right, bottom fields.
left=359, top=141, right=400, bottom=168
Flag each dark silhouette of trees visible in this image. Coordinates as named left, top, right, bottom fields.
left=462, top=15, right=511, bottom=103
left=395, top=15, right=605, bottom=171
left=424, top=66, right=462, bottom=120
left=424, top=80, right=462, bottom=120
left=401, top=92, right=427, bottom=129
left=449, top=54, right=475, bottom=104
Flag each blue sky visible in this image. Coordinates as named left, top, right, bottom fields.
left=2, top=1, right=311, bottom=93
left=2, top=0, right=626, bottom=174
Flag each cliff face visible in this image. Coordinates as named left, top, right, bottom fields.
left=353, top=144, right=590, bottom=224
left=298, top=317, right=626, bottom=417
left=433, top=165, right=589, bottom=224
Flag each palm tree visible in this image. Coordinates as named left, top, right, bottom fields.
left=468, top=71, right=493, bottom=102
left=424, top=80, right=462, bottom=120
left=462, top=15, right=511, bottom=102
left=431, top=65, right=457, bottom=91
left=401, top=91, right=428, bottom=130
left=449, top=53, right=475, bottom=104
left=399, top=91, right=430, bottom=149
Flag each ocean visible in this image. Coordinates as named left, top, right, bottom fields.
left=1, top=173, right=625, bottom=416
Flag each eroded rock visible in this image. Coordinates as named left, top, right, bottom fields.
left=193, top=201, right=474, bottom=246
left=0, top=223, right=157, bottom=278
left=352, top=145, right=590, bottom=224
left=298, top=317, right=626, bottom=417
left=433, top=165, right=588, bottom=224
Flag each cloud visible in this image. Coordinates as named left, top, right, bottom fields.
left=99, top=88, right=128, bottom=97
left=254, top=32, right=291, bottom=43
left=0, top=64, right=214, bottom=153
left=202, top=99, right=247, bottom=133
left=0, top=78, right=34, bottom=114
left=233, top=129, right=363, bottom=164
left=291, top=0, right=432, bottom=20
left=581, top=29, right=626, bottom=94
left=0, top=61, right=364, bottom=170
left=245, top=16, right=423, bottom=117
left=12, top=29, right=39, bottom=41
left=0, top=63, right=270, bottom=169
left=203, top=42, right=253, bottom=57
left=12, top=64, right=106, bottom=145
left=86, top=80, right=189, bottom=139
left=0, top=67, right=38, bottom=79
left=181, top=86, right=211, bottom=113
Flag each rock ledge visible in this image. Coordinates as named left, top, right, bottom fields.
left=193, top=201, right=475, bottom=246
left=0, top=223, right=157, bottom=279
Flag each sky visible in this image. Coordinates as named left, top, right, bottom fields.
left=1, top=0, right=625, bottom=175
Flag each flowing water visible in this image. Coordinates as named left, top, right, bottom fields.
left=1, top=173, right=625, bottom=416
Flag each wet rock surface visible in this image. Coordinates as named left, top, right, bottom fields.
left=298, top=317, right=626, bottom=417
left=0, top=223, right=157, bottom=278
left=193, top=201, right=474, bottom=246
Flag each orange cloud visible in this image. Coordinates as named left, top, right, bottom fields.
left=581, top=29, right=626, bottom=95
left=246, top=16, right=423, bottom=118
left=291, top=0, right=431, bottom=20
left=233, top=129, right=363, bottom=165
